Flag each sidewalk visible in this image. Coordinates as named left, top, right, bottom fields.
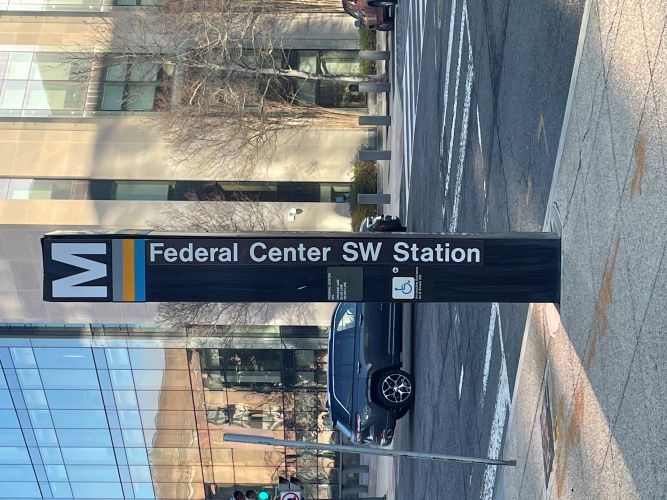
left=376, top=29, right=405, bottom=221
left=362, top=28, right=400, bottom=500
left=361, top=453, right=395, bottom=500
left=497, top=0, right=667, bottom=498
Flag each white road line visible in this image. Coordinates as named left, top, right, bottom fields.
left=439, top=0, right=458, bottom=160
left=403, top=26, right=412, bottom=207
left=444, top=0, right=467, bottom=205
left=420, top=0, right=426, bottom=34
left=476, top=105, right=483, bottom=159
left=476, top=105, right=485, bottom=200
left=458, top=365, right=465, bottom=399
left=478, top=105, right=489, bottom=231
left=480, top=325, right=511, bottom=500
left=402, top=0, right=427, bottom=213
left=481, top=302, right=498, bottom=405
left=448, top=3, right=473, bottom=233
left=403, top=3, right=414, bottom=186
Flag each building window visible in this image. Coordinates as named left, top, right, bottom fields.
left=112, top=0, right=158, bottom=5
left=285, top=50, right=367, bottom=109
left=0, top=178, right=351, bottom=203
left=99, top=59, right=172, bottom=111
left=0, top=0, right=153, bottom=12
left=288, top=50, right=363, bottom=77
left=0, top=52, right=90, bottom=117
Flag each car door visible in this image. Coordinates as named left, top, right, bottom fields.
left=330, top=303, right=358, bottom=432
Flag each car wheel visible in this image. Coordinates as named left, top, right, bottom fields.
left=375, top=370, right=414, bottom=411
left=369, top=0, right=397, bottom=6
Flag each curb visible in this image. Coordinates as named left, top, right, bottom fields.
left=542, top=0, right=594, bottom=229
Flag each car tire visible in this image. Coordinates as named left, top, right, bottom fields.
left=394, top=406, right=410, bottom=419
left=375, top=369, right=414, bottom=411
left=369, top=0, right=397, bottom=6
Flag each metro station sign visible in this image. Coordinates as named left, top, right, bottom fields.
left=42, top=231, right=560, bottom=303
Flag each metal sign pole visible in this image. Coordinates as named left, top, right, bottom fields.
left=222, top=433, right=516, bottom=467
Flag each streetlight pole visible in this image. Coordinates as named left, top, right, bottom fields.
left=223, top=433, right=516, bottom=467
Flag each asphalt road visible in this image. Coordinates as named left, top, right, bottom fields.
left=392, top=0, right=586, bottom=497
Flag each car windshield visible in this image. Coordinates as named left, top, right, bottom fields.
left=334, top=303, right=356, bottom=331
left=332, top=334, right=354, bottom=413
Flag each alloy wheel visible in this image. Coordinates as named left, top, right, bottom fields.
left=381, top=373, right=412, bottom=403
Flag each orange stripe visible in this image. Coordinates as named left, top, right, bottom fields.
left=122, top=239, right=135, bottom=301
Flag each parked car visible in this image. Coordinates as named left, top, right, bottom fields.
left=342, top=0, right=396, bottom=31
left=359, top=214, right=407, bottom=232
left=326, top=302, right=413, bottom=446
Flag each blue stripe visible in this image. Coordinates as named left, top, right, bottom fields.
left=112, top=240, right=123, bottom=301
left=134, top=239, right=146, bottom=301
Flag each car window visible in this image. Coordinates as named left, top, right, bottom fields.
left=331, top=330, right=354, bottom=413
left=360, top=303, right=379, bottom=353
left=334, top=303, right=356, bottom=332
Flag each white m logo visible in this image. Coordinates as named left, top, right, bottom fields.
left=51, top=243, right=108, bottom=298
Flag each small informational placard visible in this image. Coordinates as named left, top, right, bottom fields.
left=392, top=276, right=415, bottom=299
left=327, top=267, right=363, bottom=301
left=391, top=266, right=432, bottom=300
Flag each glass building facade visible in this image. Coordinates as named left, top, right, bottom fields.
left=0, top=327, right=344, bottom=499
left=0, top=48, right=367, bottom=118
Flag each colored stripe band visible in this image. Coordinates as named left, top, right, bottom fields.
left=112, top=239, right=123, bottom=301
left=122, top=239, right=134, bottom=302
left=134, top=239, right=146, bottom=301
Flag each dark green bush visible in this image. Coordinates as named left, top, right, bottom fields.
left=359, top=26, right=376, bottom=50
left=359, top=59, right=376, bottom=75
left=349, top=158, right=378, bottom=230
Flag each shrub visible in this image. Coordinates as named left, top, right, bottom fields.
left=359, top=26, right=376, bottom=50
left=359, top=59, right=376, bottom=75
left=349, top=157, right=378, bottom=230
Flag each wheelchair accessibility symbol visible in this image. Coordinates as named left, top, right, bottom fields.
left=392, top=277, right=415, bottom=299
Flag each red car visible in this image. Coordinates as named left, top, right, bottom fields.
left=342, top=0, right=396, bottom=31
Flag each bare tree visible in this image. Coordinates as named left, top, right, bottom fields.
left=152, top=200, right=287, bottom=336
left=92, top=0, right=381, bottom=175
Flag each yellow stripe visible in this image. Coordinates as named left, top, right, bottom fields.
left=122, top=239, right=135, bottom=301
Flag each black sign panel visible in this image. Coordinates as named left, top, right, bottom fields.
left=42, top=231, right=560, bottom=303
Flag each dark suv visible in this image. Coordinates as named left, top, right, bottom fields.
left=342, top=0, right=397, bottom=31
left=326, top=302, right=413, bottom=446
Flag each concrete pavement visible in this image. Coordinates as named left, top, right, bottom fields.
left=373, top=0, right=667, bottom=497
left=361, top=29, right=399, bottom=500
left=361, top=453, right=395, bottom=500
left=497, top=0, right=667, bottom=498
left=374, top=29, right=404, bottom=222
